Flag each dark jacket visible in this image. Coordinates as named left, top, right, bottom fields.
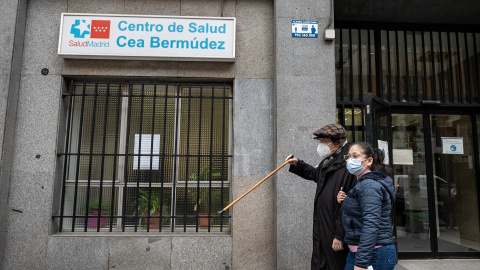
left=289, top=144, right=357, bottom=270
left=342, top=171, right=395, bottom=269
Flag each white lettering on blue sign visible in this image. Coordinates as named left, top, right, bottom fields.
left=58, top=14, right=236, bottom=61
left=292, top=20, right=318, bottom=38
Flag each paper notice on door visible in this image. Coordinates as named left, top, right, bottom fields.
left=378, top=140, right=389, bottom=165
left=393, top=149, right=413, bottom=165
left=442, top=137, right=464, bottom=155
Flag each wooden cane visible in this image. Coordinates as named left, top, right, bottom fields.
left=217, top=158, right=291, bottom=215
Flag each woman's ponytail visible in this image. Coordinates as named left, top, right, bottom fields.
left=371, top=148, right=393, bottom=178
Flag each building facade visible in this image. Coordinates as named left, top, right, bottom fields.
left=1, top=0, right=479, bottom=269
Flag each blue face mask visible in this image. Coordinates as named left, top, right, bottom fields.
left=346, top=158, right=366, bottom=175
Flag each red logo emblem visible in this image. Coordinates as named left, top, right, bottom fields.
left=90, top=20, right=110, bottom=39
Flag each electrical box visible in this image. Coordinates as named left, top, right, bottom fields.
left=324, top=29, right=335, bottom=41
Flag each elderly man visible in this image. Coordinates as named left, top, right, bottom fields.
left=285, top=123, right=357, bottom=270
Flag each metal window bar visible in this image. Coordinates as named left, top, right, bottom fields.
left=109, top=83, right=122, bottom=231
left=395, top=30, right=401, bottom=103
left=464, top=32, right=472, bottom=104
left=195, top=84, right=203, bottom=232
left=447, top=32, right=455, bottom=103
left=430, top=31, right=437, bottom=101
left=340, top=28, right=345, bottom=102
left=160, top=83, right=169, bottom=232
left=374, top=30, right=383, bottom=99
left=413, top=31, right=419, bottom=102
left=421, top=31, right=428, bottom=101
left=121, top=83, right=133, bottom=232
left=71, top=82, right=87, bottom=232
left=351, top=103, right=356, bottom=142
left=145, top=83, right=157, bottom=232
left=368, top=29, right=373, bottom=94
left=59, top=81, right=74, bottom=232
left=207, top=83, right=215, bottom=232
left=83, top=82, right=98, bottom=232
left=450, top=32, right=461, bottom=103
left=358, top=29, right=363, bottom=101
left=220, top=83, right=227, bottom=232
left=133, top=83, right=144, bottom=232
left=404, top=31, right=410, bottom=103
left=456, top=32, right=464, bottom=103
left=171, top=84, right=181, bottom=233
left=474, top=34, right=480, bottom=103
left=183, top=84, right=192, bottom=232
left=439, top=32, right=446, bottom=103
left=96, top=82, right=109, bottom=232
left=386, top=31, right=392, bottom=102
left=349, top=29, right=354, bottom=101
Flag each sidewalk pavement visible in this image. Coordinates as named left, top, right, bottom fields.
left=396, top=259, right=480, bottom=270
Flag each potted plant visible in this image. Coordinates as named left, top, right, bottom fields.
left=137, top=189, right=170, bottom=229
left=189, top=165, right=225, bottom=228
left=82, top=197, right=109, bottom=229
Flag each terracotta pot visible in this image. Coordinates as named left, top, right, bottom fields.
left=198, top=212, right=213, bottom=229
left=143, top=210, right=161, bottom=229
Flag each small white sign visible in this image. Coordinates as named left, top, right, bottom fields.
left=442, top=137, right=464, bottom=154
left=292, top=20, right=318, bottom=38
left=133, top=134, right=160, bottom=170
left=58, top=13, right=236, bottom=61
left=378, top=140, right=389, bottom=165
left=393, top=149, right=414, bottom=165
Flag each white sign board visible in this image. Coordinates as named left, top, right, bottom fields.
left=393, top=149, right=414, bottom=165
left=133, top=134, right=160, bottom=170
left=58, top=13, right=236, bottom=61
left=378, top=140, right=389, bottom=165
left=442, top=137, right=464, bottom=154
left=292, top=20, right=318, bottom=38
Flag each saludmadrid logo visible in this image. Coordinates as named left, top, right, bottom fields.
left=69, top=19, right=110, bottom=47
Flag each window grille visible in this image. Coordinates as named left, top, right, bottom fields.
left=335, top=26, right=480, bottom=141
left=335, top=27, right=480, bottom=104
left=55, top=81, right=232, bottom=233
left=336, top=104, right=366, bottom=143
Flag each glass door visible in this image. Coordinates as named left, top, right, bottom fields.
left=392, top=111, right=480, bottom=257
left=429, top=114, right=480, bottom=254
left=392, top=114, right=430, bottom=253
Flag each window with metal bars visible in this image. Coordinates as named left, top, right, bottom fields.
left=335, top=27, right=480, bottom=104
left=55, top=81, right=232, bottom=233
left=335, top=26, right=480, bottom=142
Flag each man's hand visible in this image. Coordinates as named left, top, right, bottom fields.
left=332, top=238, right=344, bottom=251
left=354, top=266, right=367, bottom=270
left=337, top=187, right=346, bottom=203
left=285, top=154, right=298, bottom=166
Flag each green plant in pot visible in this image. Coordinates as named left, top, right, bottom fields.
left=137, top=189, right=170, bottom=229
left=189, top=165, right=221, bottom=211
left=189, top=165, right=228, bottom=228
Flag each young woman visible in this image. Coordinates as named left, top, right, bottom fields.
left=337, top=142, right=396, bottom=270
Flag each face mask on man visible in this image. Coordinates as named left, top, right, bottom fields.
left=317, top=142, right=332, bottom=159
left=346, top=158, right=366, bottom=175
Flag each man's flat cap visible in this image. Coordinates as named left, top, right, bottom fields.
left=313, top=123, right=347, bottom=139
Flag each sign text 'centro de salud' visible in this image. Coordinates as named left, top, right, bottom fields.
left=58, top=13, right=236, bottom=61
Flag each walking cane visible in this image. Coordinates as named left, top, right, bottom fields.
left=217, top=156, right=293, bottom=215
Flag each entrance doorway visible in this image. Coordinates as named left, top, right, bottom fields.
left=391, top=111, right=480, bottom=258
